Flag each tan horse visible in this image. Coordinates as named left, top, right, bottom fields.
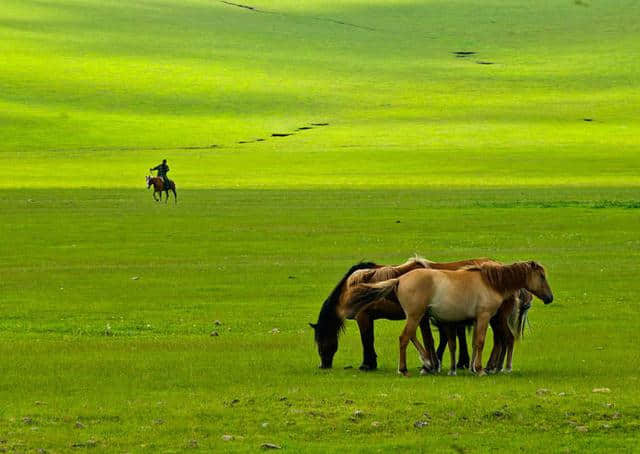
left=146, top=175, right=177, bottom=203
left=346, top=261, right=553, bottom=376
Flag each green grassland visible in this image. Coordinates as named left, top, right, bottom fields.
left=1, top=0, right=639, bottom=452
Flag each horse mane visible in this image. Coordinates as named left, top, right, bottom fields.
left=470, top=262, right=534, bottom=293
left=407, top=254, right=432, bottom=268
left=346, top=256, right=430, bottom=288
left=315, top=261, right=379, bottom=341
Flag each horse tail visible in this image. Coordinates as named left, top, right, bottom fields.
left=171, top=184, right=177, bottom=203
left=343, top=278, right=399, bottom=319
left=508, top=289, right=532, bottom=340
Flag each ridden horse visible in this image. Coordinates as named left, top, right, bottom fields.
left=346, top=261, right=553, bottom=376
left=309, top=257, right=491, bottom=371
left=146, top=175, right=177, bottom=203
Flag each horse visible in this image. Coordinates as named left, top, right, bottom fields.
left=309, top=258, right=428, bottom=369
left=346, top=261, right=553, bottom=376
left=146, top=175, right=177, bottom=203
left=485, top=288, right=532, bottom=373
left=309, top=256, right=492, bottom=371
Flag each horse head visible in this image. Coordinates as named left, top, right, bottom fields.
left=146, top=175, right=152, bottom=188
left=309, top=321, right=339, bottom=369
left=525, top=261, right=554, bottom=304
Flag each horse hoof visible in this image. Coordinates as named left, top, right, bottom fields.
left=359, top=364, right=377, bottom=371
left=476, top=370, right=487, bottom=377
left=398, top=369, right=409, bottom=377
left=503, top=367, right=512, bottom=374
left=448, top=370, right=457, bottom=376
left=420, top=366, right=435, bottom=376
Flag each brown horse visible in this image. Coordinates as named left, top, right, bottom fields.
left=346, top=261, right=553, bottom=376
left=309, top=256, right=491, bottom=370
left=485, top=288, right=533, bottom=373
left=309, top=258, right=428, bottom=369
left=146, top=175, right=177, bottom=203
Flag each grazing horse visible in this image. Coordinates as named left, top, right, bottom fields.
left=309, top=256, right=492, bottom=370
left=346, top=261, right=553, bottom=376
left=146, top=175, right=177, bottom=203
left=309, top=258, right=429, bottom=369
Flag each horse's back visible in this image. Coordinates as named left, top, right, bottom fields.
left=398, top=268, right=491, bottom=321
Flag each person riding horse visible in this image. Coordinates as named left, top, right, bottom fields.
left=150, top=159, right=170, bottom=189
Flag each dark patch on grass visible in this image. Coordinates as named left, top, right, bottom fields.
left=583, top=118, right=593, bottom=122
left=477, top=61, right=494, bottom=65
left=320, top=18, right=377, bottom=31
left=219, top=0, right=377, bottom=31
left=271, top=133, right=293, bottom=137
left=255, top=138, right=265, bottom=141
left=592, top=200, right=640, bottom=209
left=453, top=51, right=476, bottom=57
left=220, top=1, right=258, bottom=11
left=468, top=200, right=640, bottom=209
left=311, top=123, right=329, bottom=126
left=297, top=126, right=313, bottom=130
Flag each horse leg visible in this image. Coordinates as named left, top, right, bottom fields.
left=471, top=313, right=490, bottom=376
left=164, top=190, right=169, bottom=203
left=456, top=324, right=470, bottom=369
left=153, top=190, right=160, bottom=202
left=419, top=316, right=438, bottom=374
left=445, top=325, right=457, bottom=376
left=356, top=310, right=378, bottom=371
left=486, top=317, right=503, bottom=374
left=398, top=317, right=420, bottom=377
left=436, top=325, right=447, bottom=372
left=503, top=332, right=515, bottom=373
left=172, top=187, right=177, bottom=204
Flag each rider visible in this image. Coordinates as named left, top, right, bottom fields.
left=150, top=159, right=170, bottom=189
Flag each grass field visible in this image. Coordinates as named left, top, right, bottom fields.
left=1, top=0, right=639, bottom=452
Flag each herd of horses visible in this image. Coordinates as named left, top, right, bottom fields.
left=310, top=257, right=554, bottom=376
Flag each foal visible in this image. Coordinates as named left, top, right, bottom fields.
left=347, top=261, right=553, bottom=376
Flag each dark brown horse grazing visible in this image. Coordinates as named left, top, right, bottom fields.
left=347, top=261, right=553, bottom=376
left=309, top=258, right=431, bottom=369
left=309, top=257, right=492, bottom=371
left=146, top=175, right=177, bottom=203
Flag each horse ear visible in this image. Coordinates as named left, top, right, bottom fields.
left=309, top=322, right=317, bottom=330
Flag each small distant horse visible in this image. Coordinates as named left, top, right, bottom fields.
left=346, top=261, right=553, bottom=376
left=146, top=175, right=177, bottom=203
